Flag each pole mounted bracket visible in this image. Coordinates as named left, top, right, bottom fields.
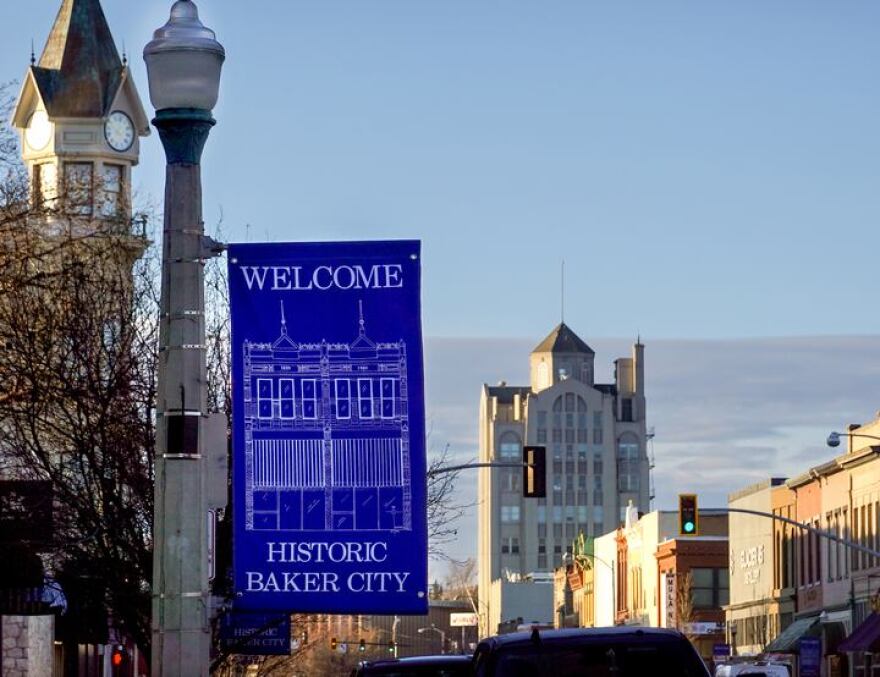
left=201, top=235, right=227, bottom=258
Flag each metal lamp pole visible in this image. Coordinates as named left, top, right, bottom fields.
left=144, top=2, right=225, bottom=675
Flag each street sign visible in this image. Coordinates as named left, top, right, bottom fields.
left=219, top=612, right=291, bottom=656
left=799, top=637, right=821, bottom=677
left=229, top=241, right=428, bottom=614
left=712, top=643, right=731, bottom=659
left=450, top=612, right=479, bottom=627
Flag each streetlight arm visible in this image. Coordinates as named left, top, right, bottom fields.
left=827, top=431, right=880, bottom=448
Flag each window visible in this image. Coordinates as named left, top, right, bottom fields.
left=64, top=162, right=93, bottom=215
left=100, top=164, right=123, bottom=217
left=278, top=378, right=295, bottom=419
left=380, top=378, right=396, bottom=418
left=565, top=506, right=575, bottom=522
left=33, top=163, right=57, bottom=208
left=565, top=393, right=575, bottom=412
left=335, top=379, right=351, bottom=419
left=501, top=506, right=521, bottom=523
left=257, top=378, right=272, bottom=418
left=302, top=379, right=318, bottom=419
left=506, top=471, right=521, bottom=492
left=593, top=453, right=603, bottom=476
left=537, top=506, right=546, bottom=523
left=691, top=568, right=729, bottom=608
left=553, top=506, right=562, bottom=522
left=621, top=397, right=634, bottom=422
left=537, top=429, right=547, bottom=443
left=538, top=539, right=546, bottom=554
left=499, top=432, right=521, bottom=459
left=553, top=475, right=562, bottom=492
left=617, top=434, right=641, bottom=492
left=358, top=379, right=373, bottom=418
left=578, top=506, right=588, bottom=523
left=578, top=475, right=587, bottom=490
left=501, top=537, right=520, bottom=555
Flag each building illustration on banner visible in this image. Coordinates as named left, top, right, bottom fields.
left=242, top=301, right=412, bottom=533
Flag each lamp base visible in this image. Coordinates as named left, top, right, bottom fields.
left=153, top=108, right=216, bottom=165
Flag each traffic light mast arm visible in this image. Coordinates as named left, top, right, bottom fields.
left=726, top=507, right=880, bottom=559
left=427, top=462, right=528, bottom=476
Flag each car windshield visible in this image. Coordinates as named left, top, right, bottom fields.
left=492, top=641, right=708, bottom=677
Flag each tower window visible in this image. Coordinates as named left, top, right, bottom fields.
left=100, top=164, right=124, bottom=218
left=64, top=162, right=93, bottom=215
left=33, top=163, right=57, bottom=209
left=621, top=398, right=634, bottom=422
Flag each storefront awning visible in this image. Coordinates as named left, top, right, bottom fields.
left=765, top=615, right=821, bottom=653
left=840, top=613, right=880, bottom=653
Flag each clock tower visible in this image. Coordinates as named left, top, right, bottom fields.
left=11, top=0, right=150, bottom=232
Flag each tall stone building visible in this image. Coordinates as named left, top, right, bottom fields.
left=477, top=323, right=650, bottom=634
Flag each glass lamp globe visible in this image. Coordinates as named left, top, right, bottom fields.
left=144, top=0, right=225, bottom=111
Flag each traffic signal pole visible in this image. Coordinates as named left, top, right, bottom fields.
left=725, top=507, right=880, bottom=559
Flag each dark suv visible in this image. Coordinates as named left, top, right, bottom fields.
left=473, top=627, right=711, bottom=676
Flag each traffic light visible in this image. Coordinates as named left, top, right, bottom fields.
left=110, top=645, right=129, bottom=676
left=388, top=641, right=396, bottom=655
left=679, top=494, right=699, bottom=536
left=523, top=446, right=546, bottom=498
left=301, top=630, right=308, bottom=645
left=330, top=637, right=338, bottom=651
left=359, top=639, right=366, bottom=653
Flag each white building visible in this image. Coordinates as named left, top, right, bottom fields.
left=477, top=323, right=650, bottom=635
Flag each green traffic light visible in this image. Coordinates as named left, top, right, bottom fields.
left=684, top=521, right=695, bottom=533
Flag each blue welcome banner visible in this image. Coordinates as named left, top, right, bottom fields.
left=229, top=241, right=428, bottom=614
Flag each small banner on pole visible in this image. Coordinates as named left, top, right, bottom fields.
left=228, top=241, right=428, bottom=614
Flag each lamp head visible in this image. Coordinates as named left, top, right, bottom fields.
left=827, top=431, right=842, bottom=448
left=144, top=0, right=226, bottom=112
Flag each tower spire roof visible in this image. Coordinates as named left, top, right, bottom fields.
left=532, top=322, right=595, bottom=355
left=32, top=0, right=124, bottom=118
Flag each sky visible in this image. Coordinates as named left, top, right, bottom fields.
left=2, top=1, right=880, bottom=568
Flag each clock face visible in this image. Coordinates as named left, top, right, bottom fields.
left=25, top=110, right=52, bottom=151
left=104, top=111, right=135, bottom=152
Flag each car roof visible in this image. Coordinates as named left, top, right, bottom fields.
left=361, top=655, right=472, bottom=667
left=477, top=626, right=688, bottom=651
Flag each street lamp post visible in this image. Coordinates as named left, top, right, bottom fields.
left=144, top=2, right=225, bottom=675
